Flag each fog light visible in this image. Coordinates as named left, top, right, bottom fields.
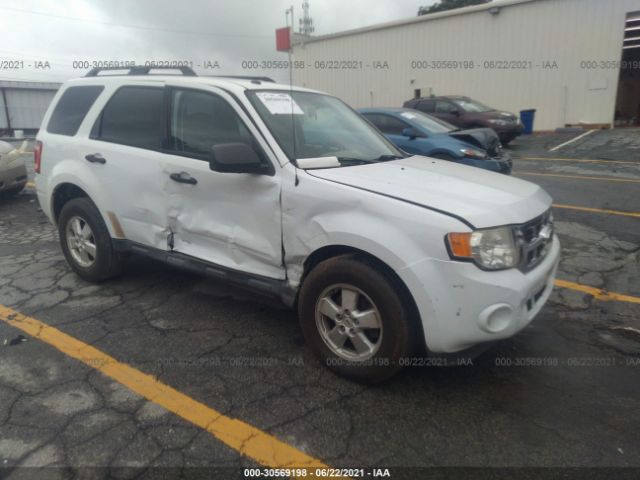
left=478, top=303, right=514, bottom=333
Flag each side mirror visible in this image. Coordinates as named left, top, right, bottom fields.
left=402, top=127, right=421, bottom=140
left=452, top=109, right=461, bottom=116
left=210, top=143, right=270, bottom=174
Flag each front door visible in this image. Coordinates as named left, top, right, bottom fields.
left=161, top=86, right=284, bottom=279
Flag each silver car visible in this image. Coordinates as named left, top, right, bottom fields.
left=0, top=140, right=28, bottom=196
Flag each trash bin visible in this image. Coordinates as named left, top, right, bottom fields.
left=519, top=109, right=536, bottom=135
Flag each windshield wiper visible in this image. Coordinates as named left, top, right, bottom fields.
left=336, top=154, right=404, bottom=166
left=375, top=154, right=404, bottom=161
left=336, top=157, right=377, bottom=165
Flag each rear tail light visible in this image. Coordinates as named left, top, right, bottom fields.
left=34, top=141, right=43, bottom=174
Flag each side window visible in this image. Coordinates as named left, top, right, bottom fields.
left=47, top=86, right=104, bottom=136
left=419, top=100, right=435, bottom=113
left=378, top=115, right=409, bottom=135
left=169, top=89, right=256, bottom=157
left=93, top=86, right=164, bottom=150
left=362, top=113, right=386, bottom=131
left=435, top=101, right=458, bottom=114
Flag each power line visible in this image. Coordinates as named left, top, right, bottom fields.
left=0, top=6, right=273, bottom=39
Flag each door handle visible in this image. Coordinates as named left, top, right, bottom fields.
left=169, top=172, right=198, bottom=185
left=85, top=153, right=106, bottom=164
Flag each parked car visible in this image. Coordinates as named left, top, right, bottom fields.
left=359, top=108, right=512, bottom=174
left=0, top=140, right=28, bottom=197
left=35, top=66, right=559, bottom=382
left=403, top=96, right=524, bottom=145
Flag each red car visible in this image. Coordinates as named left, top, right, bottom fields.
left=403, top=96, right=524, bottom=145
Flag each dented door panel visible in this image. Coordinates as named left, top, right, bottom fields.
left=162, top=157, right=284, bottom=279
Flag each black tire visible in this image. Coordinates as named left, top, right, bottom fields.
left=298, top=255, right=418, bottom=383
left=0, top=184, right=25, bottom=198
left=429, top=152, right=456, bottom=161
left=58, top=197, right=126, bottom=282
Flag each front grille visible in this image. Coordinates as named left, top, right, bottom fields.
left=515, top=209, right=554, bottom=272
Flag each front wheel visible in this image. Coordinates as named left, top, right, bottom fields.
left=298, top=255, right=418, bottom=383
left=58, top=197, right=126, bottom=282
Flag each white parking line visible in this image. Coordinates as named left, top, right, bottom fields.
left=549, top=130, right=595, bottom=152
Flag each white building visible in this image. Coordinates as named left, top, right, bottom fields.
left=0, top=81, right=61, bottom=136
left=291, top=0, right=640, bottom=131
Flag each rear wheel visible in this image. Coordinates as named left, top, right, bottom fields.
left=58, top=197, right=126, bottom=282
left=298, top=255, right=417, bottom=383
left=0, top=184, right=25, bottom=198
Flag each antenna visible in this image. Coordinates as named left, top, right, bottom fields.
left=285, top=5, right=298, bottom=167
left=299, top=0, right=315, bottom=36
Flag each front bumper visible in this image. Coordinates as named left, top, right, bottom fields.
left=0, top=163, right=28, bottom=192
left=458, top=152, right=512, bottom=174
left=398, top=235, right=560, bottom=353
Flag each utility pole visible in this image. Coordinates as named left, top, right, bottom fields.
left=285, top=5, right=294, bottom=86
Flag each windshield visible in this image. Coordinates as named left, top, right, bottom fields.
left=246, top=90, right=403, bottom=165
left=451, top=97, right=494, bottom=113
left=398, top=110, right=456, bottom=133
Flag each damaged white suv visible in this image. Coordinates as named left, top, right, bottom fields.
left=36, top=67, right=560, bottom=382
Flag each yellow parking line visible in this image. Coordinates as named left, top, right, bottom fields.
left=0, top=305, right=335, bottom=478
left=515, top=171, right=640, bottom=184
left=552, top=204, right=640, bottom=219
left=554, top=280, right=640, bottom=304
left=518, top=156, right=638, bottom=165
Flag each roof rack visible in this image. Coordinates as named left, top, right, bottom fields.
left=212, top=75, right=276, bottom=83
left=85, top=66, right=197, bottom=77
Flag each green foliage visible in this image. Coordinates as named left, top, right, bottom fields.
left=418, top=0, right=491, bottom=15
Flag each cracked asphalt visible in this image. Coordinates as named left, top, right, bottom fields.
left=1, top=130, right=639, bottom=478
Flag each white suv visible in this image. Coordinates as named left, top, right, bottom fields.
left=35, top=67, right=560, bottom=382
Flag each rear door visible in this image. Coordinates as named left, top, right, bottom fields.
left=161, top=85, right=284, bottom=279
left=84, top=83, right=171, bottom=249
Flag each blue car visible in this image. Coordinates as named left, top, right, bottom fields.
left=359, top=108, right=512, bottom=174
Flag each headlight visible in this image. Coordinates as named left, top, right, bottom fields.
left=460, top=148, right=487, bottom=159
left=446, top=227, right=520, bottom=270
left=488, top=119, right=508, bottom=126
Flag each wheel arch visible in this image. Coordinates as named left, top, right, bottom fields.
left=298, top=244, right=427, bottom=352
left=52, top=182, right=91, bottom=224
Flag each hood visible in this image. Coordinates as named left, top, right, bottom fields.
left=448, top=127, right=501, bottom=155
left=306, top=156, right=551, bottom=229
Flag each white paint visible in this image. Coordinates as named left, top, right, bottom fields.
left=549, top=129, right=596, bottom=152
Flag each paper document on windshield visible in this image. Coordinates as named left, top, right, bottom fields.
left=256, top=92, right=304, bottom=115
left=296, top=156, right=340, bottom=169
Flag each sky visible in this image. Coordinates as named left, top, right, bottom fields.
left=0, top=0, right=433, bottom=83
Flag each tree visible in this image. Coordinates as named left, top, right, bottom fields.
left=418, top=0, right=491, bottom=15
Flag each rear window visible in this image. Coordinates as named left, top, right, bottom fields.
left=92, top=86, right=164, bottom=150
left=47, top=86, right=104, bottom=136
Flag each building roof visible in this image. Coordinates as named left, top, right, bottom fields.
left=294, top=0, right=540, bottom=44
left=0, top=80, right=62, bottom=90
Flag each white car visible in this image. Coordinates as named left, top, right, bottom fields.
left=35, top=67, right=560, bottom=382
